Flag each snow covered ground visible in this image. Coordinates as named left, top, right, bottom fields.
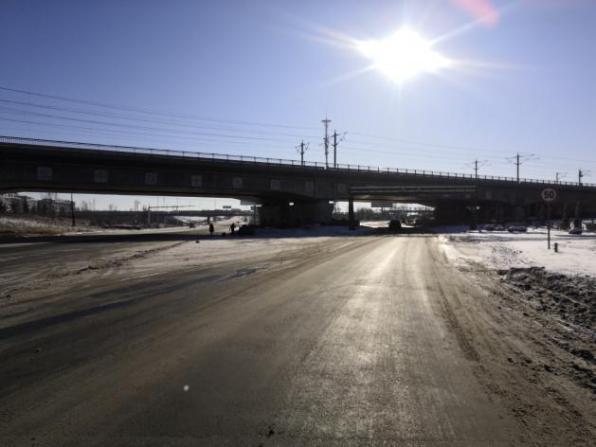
left=439, top=227, right=596, bottom=277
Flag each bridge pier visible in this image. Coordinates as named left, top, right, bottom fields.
left=433, top=202, right=470, bottom=225
left=257, top=200, right=333, bottom=227
left=348, top=197, right=355, bottom=230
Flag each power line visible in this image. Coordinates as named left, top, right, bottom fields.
left=0, top=85, right=318, bottom=131
left=0, top=98, right=322, bottom=140
left=0, top=106, right=311, bottom=144
left=0, top=116, right=306, bottom=151
left=3, top=85, right=596, bottom=167
left=349, top=131, right=596, bottom=165
left=2, top=85, right=596, bottom=167
left=2, top=85, right=595, bottom=176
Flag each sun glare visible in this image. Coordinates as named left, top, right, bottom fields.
left=356, top=28, right=452, bottom=83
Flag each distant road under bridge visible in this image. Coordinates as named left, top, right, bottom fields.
left=1, top=136, right=595, bottom=225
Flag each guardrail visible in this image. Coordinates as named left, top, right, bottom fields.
left=1, top=135, right=595, bottom=188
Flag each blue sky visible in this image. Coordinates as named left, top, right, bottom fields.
left=1, top=0, right=595, bottom=208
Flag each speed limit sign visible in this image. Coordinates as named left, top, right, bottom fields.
left=541, top=188, right=557, bottom=202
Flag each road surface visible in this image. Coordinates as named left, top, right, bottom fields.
left=0, top=233, right=593, bottom=446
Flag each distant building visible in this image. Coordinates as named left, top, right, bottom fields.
left=0, top=193, right=37, bottom=214
left=36, top=198, right=71, bottom=216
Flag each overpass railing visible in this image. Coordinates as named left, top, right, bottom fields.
left=2, top=135, right=595, bottom=188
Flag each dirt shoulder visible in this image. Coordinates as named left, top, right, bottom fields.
left=0, top=216, right=101, bottom=236
left=434, top=238, right=596, bottom=445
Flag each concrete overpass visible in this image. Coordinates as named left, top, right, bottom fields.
left=2, top=136, right=596, bottom=226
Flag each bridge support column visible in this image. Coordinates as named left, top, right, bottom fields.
left=574, top=201, right=582, bottom=228
left=513, top=206, right=525, bottom=223
left=434, top=202, right=469, bottom=225
left=348, top=197, right=355, bottom=230
left=257, top=200, right=333, bottom=227
left=560, top=202, right=570, bottom=229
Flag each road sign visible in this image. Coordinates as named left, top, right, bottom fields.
left=541, top=188, right=557, bottom=202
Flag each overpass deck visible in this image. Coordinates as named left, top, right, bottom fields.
left=2, top=135, right=594, bottom=189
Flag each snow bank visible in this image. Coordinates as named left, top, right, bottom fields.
left=439, top=228, right=596, bottom=277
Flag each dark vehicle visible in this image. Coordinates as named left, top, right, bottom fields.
left=388, top=219, right=402, bottom=232
left=568, top=227, right=583, bottom=235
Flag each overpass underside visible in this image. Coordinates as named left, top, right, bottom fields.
left=2, top=139, right=596, bottom=227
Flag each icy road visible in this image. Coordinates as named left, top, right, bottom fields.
left=0, top=231, right=594, bottom=446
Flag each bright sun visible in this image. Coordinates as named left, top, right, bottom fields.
left=356, top=28, right=452, bottom=83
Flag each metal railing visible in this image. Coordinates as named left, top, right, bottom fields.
left=2, top=135, right=595, bottom=188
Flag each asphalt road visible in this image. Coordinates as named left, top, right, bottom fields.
left=0, top=234, right=593, bottom=446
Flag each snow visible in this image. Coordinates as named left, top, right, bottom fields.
left=127, top=226, right=373, bottom=276
left=439, top=227, right=596, bottom=277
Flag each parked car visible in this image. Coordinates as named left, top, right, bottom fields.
left=568, top=227, right=583, bottom=235
left=494, top=224, right=505, bottom=231
left=483, top=224, right=495, bottom=231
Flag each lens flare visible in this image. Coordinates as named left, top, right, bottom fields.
left=356, top=28, right=453, bottom=83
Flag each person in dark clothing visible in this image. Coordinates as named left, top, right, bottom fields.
left=209, top=223, right=214, bottom=236
left=229, top=222, right=236, bottom=234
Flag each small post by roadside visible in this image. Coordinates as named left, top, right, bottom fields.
left=547, top=202, right=551, bottom=250
left=541, top=188, right=557, bottom=250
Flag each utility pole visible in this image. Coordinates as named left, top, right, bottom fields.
left=579, top=169, right=584, bottom=186
left=322, top=116, right=331, bottom=168
left=331, top=130, right=346, bottom=168
left=297, top=140, right=309, bottom=166
left=507, top=153, right=537, bottom=183
left=556, top=172, right=565, bottom=183
left=467, top=159, right=487, bottom=179
left=332, top=131, right=337, bottom=168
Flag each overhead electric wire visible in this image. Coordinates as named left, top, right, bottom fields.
left=349, top=132, right=596, bottom=165
left=0, top=106, right=308, bottom=144
left=0, top=116, right=301, bottom=151
left=0, top=84, right=594, bottom=173
left=0, top=85, right=318, bottom=130
left=0, top=98, right=322, bottom=140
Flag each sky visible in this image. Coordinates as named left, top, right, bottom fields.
left=1, top=0, right=596, bottom=209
